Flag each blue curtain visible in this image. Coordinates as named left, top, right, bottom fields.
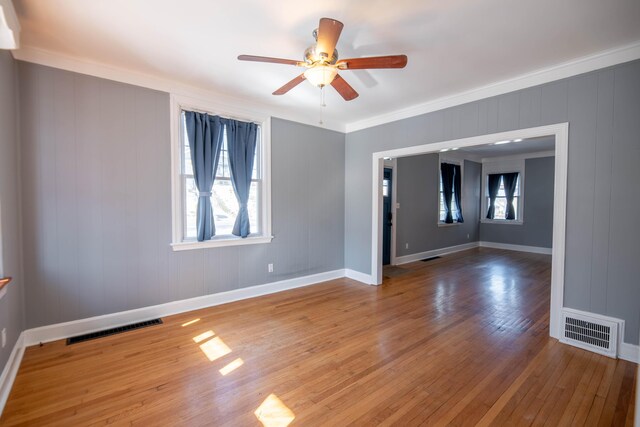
left=453, top=164, right=464, bottom=223
left=502, top=172, right=519, bottom=220
left=185, top=112, right=224, bottom=241
left=440, top=163, right=455, bottom=223
left=486, top=173, right=502, bottom=219
left=226, top=118, right=258, bottom=237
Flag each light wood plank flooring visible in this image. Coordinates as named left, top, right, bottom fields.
left=1, top=248, right=636, bottom=425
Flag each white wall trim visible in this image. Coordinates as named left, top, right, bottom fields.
left=479, top=241, right=552, bottom=255
left=346, top=40, right=640, bottom=132
left=12, top=40, right=640, bottom=134
left=618, top=342, right=638, bottom=364
left=0, top=332, right=24, bottom=416
left=395, top=242, right=479, bottom=266
left=344, top=269, right=374, bottom=285
left=371, top=123, right=569, bottom=341
left=23, top=269, right=345, bottom=346
left=11, top=46, right=345, bottom=133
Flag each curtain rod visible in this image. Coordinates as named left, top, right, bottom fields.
left=180, top=106, right=263, bottom=126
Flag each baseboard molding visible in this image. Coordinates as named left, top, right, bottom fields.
left=619, top=342, right=640, bottom=364
left=0, top=332, right=25, bottom=416
left=394, top=242, right=479, bottom=266
left=23, top=269, right=345, bottom=347
left=344, top=269, right=374, bottom=285
left=479, top=241, right=552, bottom=255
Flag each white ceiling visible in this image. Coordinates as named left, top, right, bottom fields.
left=11, top=0, right=640, bottom=131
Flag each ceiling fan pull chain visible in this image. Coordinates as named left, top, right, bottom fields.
left=319, top=87, right=325, bottom=126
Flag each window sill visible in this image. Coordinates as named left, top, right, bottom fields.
left=480, top=219, right=523, bottom=225
left=171, top=235, right=274, bottom=251
left=437, top=222, right=463, bottom=227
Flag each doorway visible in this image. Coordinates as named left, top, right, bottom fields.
left=370, top=123, right=569, bottom=340
left=382, top=168, right=393, bottom=265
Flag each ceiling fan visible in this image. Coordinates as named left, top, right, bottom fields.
left=238, top=18, right=407, bottom=101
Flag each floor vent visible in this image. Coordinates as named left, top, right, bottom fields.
left=421, top=256, right=441, bottom=262
left=560, top=309, right=619, bottom=358
left=66, top=318, right=163, bottom=345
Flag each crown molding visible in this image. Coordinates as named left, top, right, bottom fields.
left=345, top=40, right=640, bottom=133
left=11, top=46, right=346, bottom=133
left=11, top=40, right=640, bottom=135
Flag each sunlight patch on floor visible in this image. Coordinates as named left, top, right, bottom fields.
left=254, top=394, right=295, bottom=427
left=193, top=330, right=215, bottom=343
left=199, top=336, right=232, bottom=362
left=182, top=318, right=200, bottom=327
left=219, top=358, right=244, bottom=376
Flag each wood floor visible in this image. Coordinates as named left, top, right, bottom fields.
left=1, top=248, right=636, bottom=426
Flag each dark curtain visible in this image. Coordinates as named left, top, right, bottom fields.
left=453, top=164, right=464, bottom=223
left=185, top=112, right=224, bottom=241
left=226, top=119, right=258, bottom=237
left=440, top=163, right=455, bottom=223
left=486, top=173, right=502, bottom=219
left=502, top=172, right=519, bottom=220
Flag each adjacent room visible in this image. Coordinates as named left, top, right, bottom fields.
left=0, top=0, right=639, bottom=425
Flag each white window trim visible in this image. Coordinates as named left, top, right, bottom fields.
left=480, top=158, right=525, bottom=225
left=437, top=155, right=463, bottom=227
left=170, top=94, right=273, bottom=251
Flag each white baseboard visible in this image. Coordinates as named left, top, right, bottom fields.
left=0, top=332, right=25, bottom=416
left=23, top=269, right=345, bottom=347
left=479, top=241, right=552, bottom=255
left=344, top=269, right=374, bottom=285
left=394, top=242, right=479, bottom=265
left=619, top=342, right=640, bottom=364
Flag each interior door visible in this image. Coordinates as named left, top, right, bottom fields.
left=382, top=168, right=393, bottom=265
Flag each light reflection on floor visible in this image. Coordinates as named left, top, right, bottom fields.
left=185, top=320, right=296, bottom=425
left=254, top=394, right=296, bottom=427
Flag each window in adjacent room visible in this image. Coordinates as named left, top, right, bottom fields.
left=486, top=173, right=520, bottom=220
left=439, top=161, right=464, bottom=224
left=171, top=96, right=272, bottom=250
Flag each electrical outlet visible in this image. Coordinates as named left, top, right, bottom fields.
left=1, top=328, right=6, bottom=348
left=396, top=203, right=400, bottom=209
left=405, top=243, right=409, bottom=249
left=467, top=234, right=470, bottom=239
left=268, top=263, right=274, bottom=273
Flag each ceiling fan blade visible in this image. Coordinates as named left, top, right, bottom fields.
left=238, top=55, right=303, bottom=66
left=273, top=74, right=306, bottom=95
left=316, top=18, right=344, bottom=60
left=331, top=74, right=359, bottom=101
left=336, top=55, right=408, bottom=70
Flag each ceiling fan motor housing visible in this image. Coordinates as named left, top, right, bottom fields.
left=304, top=45, right=338, bottom=65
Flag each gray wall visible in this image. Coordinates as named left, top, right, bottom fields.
left=18, top=62, right=345, bottom=329
left=480, top=156, right=555, bottom=248
left=0, top=52, right=24, bottom=372
left=395, top=155, right=480, bottom=257
left=344, top=60, right=640, bottom=344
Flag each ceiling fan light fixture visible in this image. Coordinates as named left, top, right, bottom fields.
left=304, top=65, right=338, bottom=87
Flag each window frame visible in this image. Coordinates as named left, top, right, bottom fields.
left=170, top=94, right=273, bottom=251
left=480, top=158, right=525, bottom=225
left=437, top=156, right=463, bottom=227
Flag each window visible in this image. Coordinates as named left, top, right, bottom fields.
left=439, top=172, right=459, bottom=222
left=438, top=160, right=463, bottom=224
left=171, top=96, right=272, bottom=250
left=481, top=159, right=525, bottom=224
left=488, top=174, right=520, bottom=220
left=181, top=117, right=260, bottom=238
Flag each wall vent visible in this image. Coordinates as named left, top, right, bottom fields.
left=66, top=318, right=163, bottom=345
left=560, top=309, right=619, bottom=358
